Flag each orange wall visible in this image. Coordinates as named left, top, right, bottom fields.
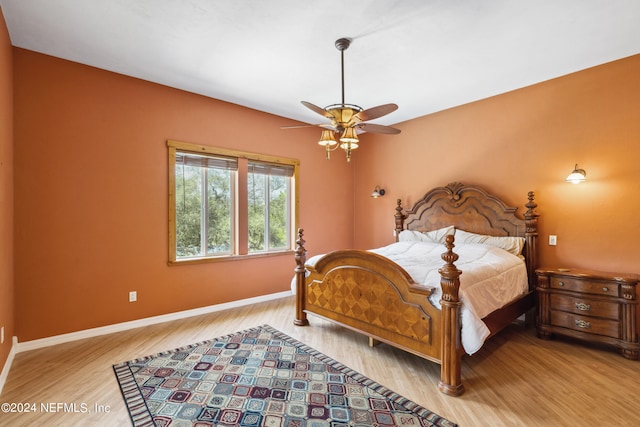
left=13, top=49, right=354, bottom=341
left=0, top=7, right=14, bottom=370
left=11, top=46, right=640, bottom=343
left=355, top=55, right=640, bottom=275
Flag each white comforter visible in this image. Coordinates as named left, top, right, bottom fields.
left=294, top=241, right=528, bottom=355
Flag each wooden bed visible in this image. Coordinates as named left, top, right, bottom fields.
left=293, top=182, right=539, bottom=396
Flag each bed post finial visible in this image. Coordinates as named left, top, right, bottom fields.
left=525, top=191, right=538, bottom=227
left=394, top=199, right=406, bottom=241
left=295, top=228, right=306, bottom=258
left=294, top=228, right=309, bottom=326
left=438, top=234, right=465, bottom=396
left=439, top=234, right=461, bottom=302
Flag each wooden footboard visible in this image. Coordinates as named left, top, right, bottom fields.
left=294, top=182, right=539, bottom=397
left=295, top=233, right=444, bottom=363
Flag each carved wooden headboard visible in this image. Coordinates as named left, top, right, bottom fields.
left=394, top=182, right=539, bottom=289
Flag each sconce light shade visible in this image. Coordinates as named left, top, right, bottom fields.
left=566, top=164, right=586, bottom=184
left=371, top=186, right=385, bottom=198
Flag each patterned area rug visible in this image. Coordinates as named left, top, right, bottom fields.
left=113, top=325, right=456, bottom=427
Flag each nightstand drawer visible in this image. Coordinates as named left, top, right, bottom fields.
left=550, top=294, right=619, bottom=320
left=550, top=310, right=620, bottom=339
left=550, top=276, right=619, bottom=297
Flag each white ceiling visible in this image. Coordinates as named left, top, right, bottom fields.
left=1, top=0, right=639, bottom=127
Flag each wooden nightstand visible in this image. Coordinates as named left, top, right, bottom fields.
left=536, top=267, right=639, bottom=360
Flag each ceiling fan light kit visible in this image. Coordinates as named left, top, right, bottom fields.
left=284, top=37, right=400, bottom=162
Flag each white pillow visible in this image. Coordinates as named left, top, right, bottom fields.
left=454, top=229, right=525, bottom=257
left=398, top=225, right=455, bottom=244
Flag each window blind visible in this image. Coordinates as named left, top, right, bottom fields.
left=248, top=160, right=294, bottom=177
left=176, top=151, right=238, bottom=170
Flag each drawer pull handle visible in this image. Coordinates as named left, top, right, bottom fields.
left=575, top=319, right=591, bottom=329
left=602, top=287, right=609, bottom=292
left=575, top=302, right=591, bottom=311
left=558, top=281, right=565, bottom=287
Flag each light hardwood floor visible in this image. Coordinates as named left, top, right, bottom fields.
left=1, top=295, right=638, bottom=426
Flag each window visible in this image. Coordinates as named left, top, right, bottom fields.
left=168, top=140, right=298, bottom=264
left=248, top=161, right=294, bottom=253
left=174, top=151, right=236, bottom=258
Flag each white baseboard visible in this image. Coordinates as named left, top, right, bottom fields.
left=0, top=337, right=18, bottom=396
left=16, top=291, right=292, bottom=353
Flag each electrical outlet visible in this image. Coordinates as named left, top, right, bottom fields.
left=549, top=235, right=557, bottom=246
left=129, top=291, right=137, bottom=302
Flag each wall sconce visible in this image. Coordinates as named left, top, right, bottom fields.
left=371, top=186, right=385, bottom=198
left=566, top=164, right=586, bottom=184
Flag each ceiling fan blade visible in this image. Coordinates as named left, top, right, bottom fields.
left=357, top=122, right=401, bottom=135
left=353, top=103, right=398, bottom=122
left=281, top=124, right=322, bottom=129
left=301, top=101, right=332, bottom=118
left=281, top=123, right=337, bottom=131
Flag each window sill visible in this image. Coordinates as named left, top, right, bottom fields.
left=168, top=250, right=295, bottom=266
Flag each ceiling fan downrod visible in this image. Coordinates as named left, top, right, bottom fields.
left=335, top=38, right=351, bottom=106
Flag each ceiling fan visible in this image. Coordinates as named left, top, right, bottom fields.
left=282, top=37, right=400, bottom=162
